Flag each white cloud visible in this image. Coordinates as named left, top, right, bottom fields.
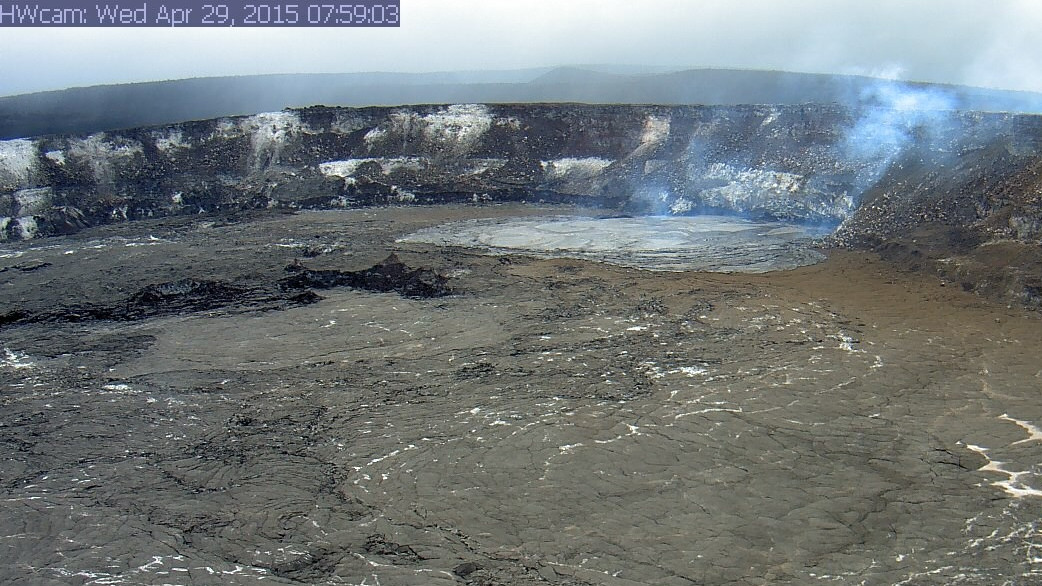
left=963, top=0, right=1042, bottom=91
left=1, top=0, right=1040, bottom=95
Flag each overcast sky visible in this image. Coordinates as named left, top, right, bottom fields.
left=1, top=0, right=1040, bottom=96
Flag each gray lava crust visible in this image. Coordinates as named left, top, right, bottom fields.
left=1, top=206, right=1042, bottom=585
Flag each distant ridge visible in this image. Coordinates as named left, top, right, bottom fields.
left=3, top=67, right=1042, bottom=139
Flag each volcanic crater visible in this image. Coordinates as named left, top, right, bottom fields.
left=1, top=100, right=1042, bottom=585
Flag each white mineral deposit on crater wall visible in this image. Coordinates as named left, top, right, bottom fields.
left=701, top=163, right=803, bottom=202
left=0, top=139, right=36, bottom=188
left=205, top=111, right=303, bottom=169
left=641, top=115, right=671, bottom=145
left=318, top=157, right=428, bottom=177
left=400, top=215, right=828, bottom=273
left=540, top=158, right=614, bottom=181
left=631, top=115, right=671, bottom=157
left=66, top=135, right=145, bottom=186
left=13, top=187, right=53, bottom=216
left=153, top=129, right=189, bottom=152
left=44, top=150, right=65, bottom=165
left=319, top=157, right=504, bottom=181
left=760, top=107, right=780, bottom=127
left=363, top=126, right=388, bottom=144
left=369, top=104, right=493, bottom=156
left=241, top=111, right=303, bottom=169
left=422, top=104, right=492, bottom=147
left=15, top=216, right=38, bottom=239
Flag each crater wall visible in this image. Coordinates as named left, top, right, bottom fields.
left=1, top=102, right=1042, bottom=302
left=0, top=103, right=1034, bottom=236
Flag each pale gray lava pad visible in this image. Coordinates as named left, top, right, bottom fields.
left=399, top=215, right=829, bottom=272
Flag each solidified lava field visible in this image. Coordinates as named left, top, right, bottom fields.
left=2, top=204, right=1041, bottom=585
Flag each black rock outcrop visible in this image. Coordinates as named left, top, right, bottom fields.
left=280, top=254, right=452, bottom=298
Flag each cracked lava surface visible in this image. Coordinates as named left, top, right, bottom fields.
left=1, top=205, right=1041, bottom=585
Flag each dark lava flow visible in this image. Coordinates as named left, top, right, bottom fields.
left=0, top=254, right=449, bottom=328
